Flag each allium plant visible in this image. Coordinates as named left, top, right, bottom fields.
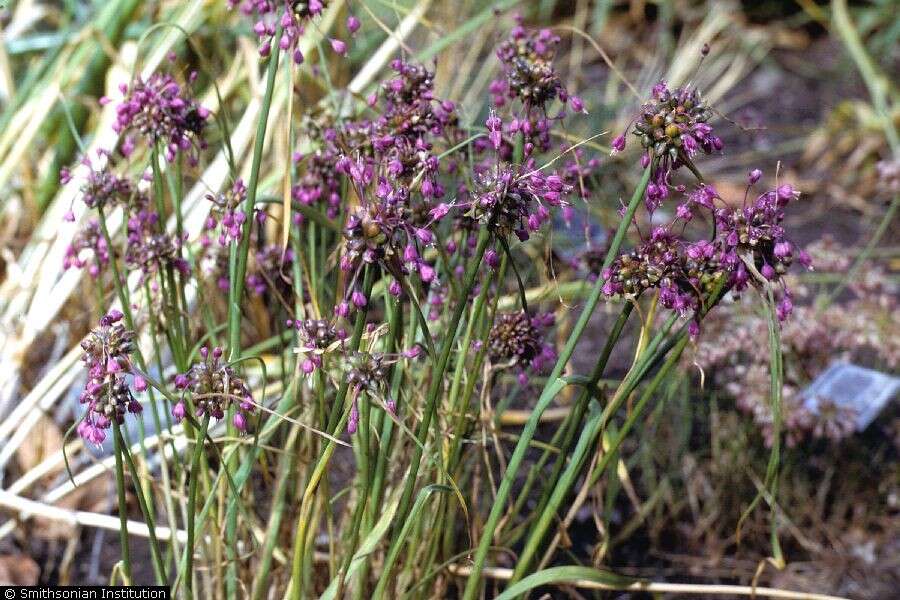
left=58, top=9, right=834, bottom=599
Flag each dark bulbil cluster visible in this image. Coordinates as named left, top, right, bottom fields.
left=602, top=227, right=724, bottom=319
left=174, top=346, right=254, bottom=431
left=77, top=311, right=142, bottom=445
left=488, top=312, right=542, bottom=363
left=488, top=19, right=585, bottom=157
left=367, top=59, right=459, bottom=195
left=344, top=351, right=398, bottom=433
left=341, top=202, right=405, bottom=270
left=345, top=351, right=389, bottom=393
left=613, top=81, right=723, bottom=212
left=494, top=22, right=563, bottom=111
left=632, top=81, right=721, bottom=163
left=488, top=311, right=557, bottom=385
left=292, top=318, right=345, bottom=374
left=111, top=72, right=210, bottom=164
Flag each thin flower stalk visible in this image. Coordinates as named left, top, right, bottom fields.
left=461, top=166, right=652, bottom=600
left=392, top=227, right=491, bottom=529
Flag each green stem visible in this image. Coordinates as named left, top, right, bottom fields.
left=531, top=342, right=689, bottom=578
left=511, top=321, right=684, bottom=583
left=250, top=421, right=302, bottom=600
left=461, top=167, right=652, bottom=600
left=288, top=266, right=375, bottom=598
left=392, top=227, right=491, bottom=528
left=222, top=30, right=282, bottom=599
left=335, top=391, right=372, bottom=599
left=112, top=421, right=133, bottom=583
left=505, top=302, right=634, bottom=547
left=354, top=290, right=406, bottom=596
left=114, top=422, right=167, bottom=584
left=228, top=26, right=283, bottom=362
left=763, top=287, right=784, bottom=565
left=183, top=414, right=210, bottom=599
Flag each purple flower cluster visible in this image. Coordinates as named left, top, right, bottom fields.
left=64, top=219, right=111, bottom=278
left=488, top=19, right=584, bottom=155
left=77, top=311, right=142, bottom=445
left=173, top=346, right=254, bottom=432
left=203, top=179, right=249, bottom=247
left=110, top=72, right=209, bottom=164
left=292, top=143, right=343, bottom=219
left=488, top=311, right=557, bottom=386
left=290, top=318, right=347, bottom=375
left=714, top=182, right=810, bottom=319
left=328, top=60, right=463, bottom=307
left=64, top=159, right=136, bottom=209
left=603, top=172, right=809, bottom=329
left=233, top=0, right=348, bottom=63
left=467, top=162, right=571, bottom=241
left=124, top=208, right=189, bottom=280
left=374, top=61, right=458, bottom=184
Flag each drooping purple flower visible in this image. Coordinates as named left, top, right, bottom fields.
left=232, top=0, right=329, bottom=62
left=64, top=219, right=112, bottom=278
left=714, top=180, right=806, bottom=296
left=204, top=179, right=249, bottom=246
left=112, top=73, right=209, bottom=164
left=176, top=346, right=254, bottom=430
left=76, top=312, right=140, bottom=445
left=346, top=15, right=361, bottom=34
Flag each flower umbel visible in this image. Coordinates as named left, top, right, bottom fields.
left=112, top=72, right=210, bottom=164
left=77, top=311, right=141, bottom=445
left=173, top=346, right=254, bottom=431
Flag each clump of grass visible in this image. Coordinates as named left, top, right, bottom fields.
left=0, top=2, right=894, bottom=599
